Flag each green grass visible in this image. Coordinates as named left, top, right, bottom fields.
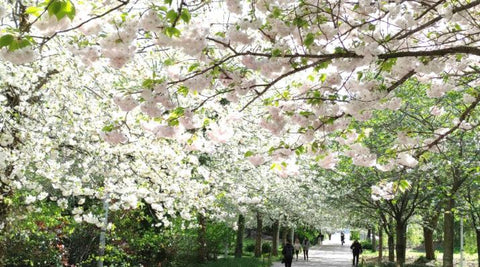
left=361, top=248, right=478, bottom=266
left=198, top=257, right=273, bottom=267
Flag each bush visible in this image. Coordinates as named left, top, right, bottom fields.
left=245, top=242, right=256, bottom=253
left=261, top=242, right=272, bottom=254
left=360, top=240, right=373, bottom=250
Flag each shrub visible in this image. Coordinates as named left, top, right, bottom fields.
left=360, top=240, right=373, bottom=250
left=261, top=242, right=272, bottom=254
left=245, top=242, right=256, bottom=253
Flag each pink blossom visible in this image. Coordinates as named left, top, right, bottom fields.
left=206, top=122, right=234, bottom=143
left=113, top=95, right=139, bottom=112
left=102, top=130, right=128, bottom=145
left=248, top=155, right=265, bottom=166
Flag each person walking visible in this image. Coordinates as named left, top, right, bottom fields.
left=302, top=238, right=310, bottom=261
left=350, top=239, right=363, bottom=266
left=293, top=237, right=301, bottom=261
left=282, top=239, right=294, bottom=267
left=341, top=231, right=345, bottom=246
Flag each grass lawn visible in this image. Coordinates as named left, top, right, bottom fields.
left=361, top=249, right=478, bottom=266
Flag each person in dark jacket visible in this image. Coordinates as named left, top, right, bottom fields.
left=350, top=239, right=363, bottom=266
left=282, top=239, right=294, bottom=267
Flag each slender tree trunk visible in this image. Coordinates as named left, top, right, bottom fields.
left=282, top=227, right=287, bottom=245
left=443, top=198, right=455, bottom=267
left=395, top=221, right=407, bottom=266
left=272, top=220, right=279, bottom=256
left=198, top=214, right=207, bottom=263
left=378, top=223, right=383, bottom=264
left=254, top=212, right=263, bottom=258
left=388, top=223, right=395, bottom=262
left=235, top=214, right=245, bottom=258
left=372, top=226, right=376, bottom=252
left=367, top=228, right=372, bottom=243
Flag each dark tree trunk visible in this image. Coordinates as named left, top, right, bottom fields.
left=423, top=213, right=439, bottom=260
left=254, top=212, right=262, bottom=258
left=197, top=214, right=207, bottom=263
left=395, top=221, right=407, bottom=266
left=272, top=220, right=280, bottom=256
left=367, top=228, right=372, bottom=243
left=388, top=224, right=395, bottom=262
left=372, top=226, right=376, bottom=252
left=443, top=198, right=455, bottom=267
left=282, top=227, right=287, bottom=245
left=235, top=214, right=245, bottom=258
left=423, top=227, right=435, bottom=260
left=378, top=224, right=383, bottom=263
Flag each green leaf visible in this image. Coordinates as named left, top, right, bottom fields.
left=168, top=118, right=179, bottom=126
left=64, top=0, right=76, bottom=20
left=180, top=9, right=191, bottom=24
left=26, top=6, right=43, bottom=17
left=271, top=48, right=282, bottom=57
left=188, top=63, right=200, bottom=72
left=48, top=1, right=63, bottom=17
left=314, top=60, right=331, bottom=71
left=102, top=124, right=114, bottom=132
left=165, top=27, right=181, bottom=37
left=177, top=85, right=189, bottom=96
left=334, top=47, right=347, bottom=54
left=272, top=7, right=282, bottom=18
left=166, top=10, right=178, bottom=23
left=164, top=0, right=173, bottom=4
left=244, top=151, right=254, bottom=157
left=295, top=146, right=305, bottom=155
left=0, top=35, right=14, bottom=49
left=399, top=180, right=411, bottom=192
left=304, top=33, right=315, bottom=47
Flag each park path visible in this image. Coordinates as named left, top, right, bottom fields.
left=272, top=233, right=354, bottom=267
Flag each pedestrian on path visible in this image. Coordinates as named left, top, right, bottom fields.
left=302, top=238, right=310, bottom=261
left=341, top=232, right=345, bottom=246
left=350, top=239, right=363, bottom=266
left=282, top=239, right=294, bottom=267
left=293, top=237, right=301, bottom=261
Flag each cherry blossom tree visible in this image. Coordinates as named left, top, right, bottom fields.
left=1, top=0, right=480, bottom=265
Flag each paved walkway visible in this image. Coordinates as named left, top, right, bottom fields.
left=273, top=233, right=354, bottom=267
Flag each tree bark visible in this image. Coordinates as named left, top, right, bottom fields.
left=254, top=212, right=263, bottom=258
left=272, top=220, right=280, bottom=256
left=197, top=214, right=207, bottom=263
left=395, top=221, right=407, bottom=266
left=372, top=226, right=376, bottom=252
left=367, top=228, right=372, bottom=243
left=378, top=223, right=383, bottom=263
left=282, top=227, right=287, bottom=245
left=235, top=214, right=245, bottom=258
left=388, top=224, right=395, bottom=262
left=423, top=213, right=439, bottom=260
left=423, top=226, right=435, bottom=260
left=443, top=198, right=455, bottom=267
